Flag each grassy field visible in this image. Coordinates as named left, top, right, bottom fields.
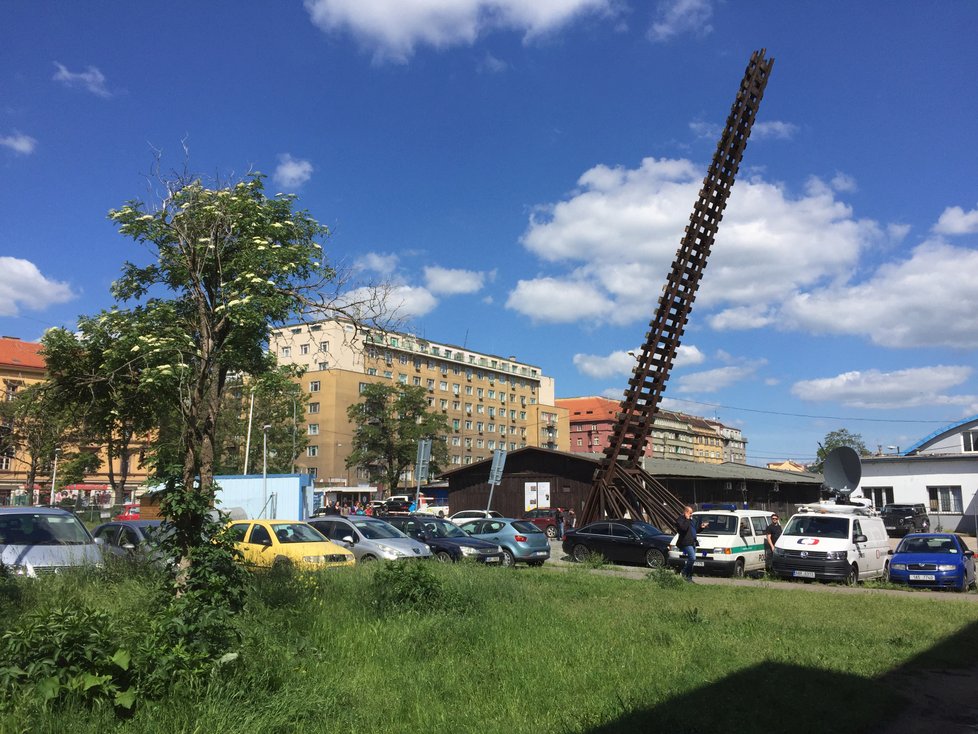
left=2, top=562, right=977, bottom=734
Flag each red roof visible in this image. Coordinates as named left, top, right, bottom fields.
left=556, top=396, right=619, bottom=420
left=0, top=336, right=46, bottom=371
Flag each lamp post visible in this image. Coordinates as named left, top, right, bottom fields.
left=887, top=445, right=900, bottom=456
left=262, top=424, right=271, bottom=518
left=50, top=446, right=61, bottom=505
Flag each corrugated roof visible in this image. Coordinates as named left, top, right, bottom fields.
left=0, top=336, right=45, bottom=371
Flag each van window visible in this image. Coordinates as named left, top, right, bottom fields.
left=751, top=516, right=769, bottom=535
left=853, top=520, right=862, bottom=539
left=695, top=514, right=738, bottom=535
left=782, top=515, right=849, bottom=540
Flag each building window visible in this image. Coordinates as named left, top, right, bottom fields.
left=318, top=362, right=329, bottom=370
left=413, top=376, right=422, bottom=386
left=928, top=486, right=963, bottom=513
left=307, top=467, right=318, bottom=478
left=577, top=438, right=583, bottom=447
left=280, top=347, right=291, bottom=357
left=308, top=424, right=319, bottom=435
left=360, top=382, right=369, bottom=393
left=308, top=402, right=320, bottom=413
left=366, top=368, right=377, bottom=376
left=306, top=445, right=318, bottom=457
left=309, top=380, right=320, bottom=392
left=964, top=431, right=978, bottom=452
left=452, top=419, right=460, bottom=430
left=320, top=340, right=329, bottom=352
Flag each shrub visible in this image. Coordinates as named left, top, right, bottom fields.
left=647, top=566, right=686, bottom=589
left=372, top=560, right=452, bottom=615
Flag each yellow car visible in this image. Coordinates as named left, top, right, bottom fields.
left=226, top=520, right=355, bottom=570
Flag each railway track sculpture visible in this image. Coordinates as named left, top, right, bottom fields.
left=581, top=49, right=775, bottom=528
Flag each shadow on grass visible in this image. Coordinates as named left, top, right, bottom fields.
left=583, top=620, right=978, bottom=734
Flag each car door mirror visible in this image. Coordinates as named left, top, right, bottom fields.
left=888, top=548, right=894, bottom=555
left=122, top=542, right=136, bottom=551
left=965, top=550, right=974, bottom=559
left=94, top=537, right=106, bottom=546
left=854, top=534, right=868, bottom=544
left=341, top=535, right=355, bottom=545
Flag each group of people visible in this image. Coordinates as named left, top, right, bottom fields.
left=673, top=506, right=783, bottom=583
left=320, top=500, right=375, bottom=516
left=553, top=507, right=576, bottom=540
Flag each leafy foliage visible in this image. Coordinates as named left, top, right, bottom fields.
left=371, top=560, right=454, bottom=615
left=809, top=428, right=871, bottom=473
left=346, top=382, right=450, bottom=493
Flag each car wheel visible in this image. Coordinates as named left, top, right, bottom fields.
left=645, top=548, right=665, bottom=569
left=359, top=554, right=377, bottom=563
left=844, top=563, right=858, bottom=586
left=500, top=548, right=516, bottom=567
left=731, top=558, right=745, bottom=578
left=572, top=544, right=590, bottom=563
left=545, top=525, right=557, bottom=539
left=435, top=551, right=453, bottom=563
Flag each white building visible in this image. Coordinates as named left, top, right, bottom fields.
left=859, top=416, right=978, bottom=534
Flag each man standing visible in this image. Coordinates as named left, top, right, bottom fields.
left=674, top=506, right=699, bottom=582
left=555, top=508, right=565, bottom=540
left=764, top=513, right=782, bottom=572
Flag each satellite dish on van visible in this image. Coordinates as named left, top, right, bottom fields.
left=822, top=446, right=862, bottom=497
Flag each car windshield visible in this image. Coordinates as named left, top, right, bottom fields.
left=897, top=536, right=959, bottom=554
left=270, top=523, right=327, bottom=543
left=882, top=505, right=914, bottom=514
left=630, top=521, right=665, bottom=537
left=0, top=512, right=92, bottom=546
left=782, top=515, right=849, bottom=539
left=350, top=518, right=407, bottom=539
left=421, top=519, right=468, bottom=539
left=510, top=521, right=543, bottom=534
left=694, top=514, right=738, bottom=535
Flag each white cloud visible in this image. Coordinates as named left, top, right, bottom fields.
left=385, top=284, right=438, bottom=319
left=674, top=364, right=758, bottom=394
left=0, top=257, right=75, bottom=316
left=830, top=172, right=858, bottom=192
left=791, top=366, right=974, bottom=410
left=574, top=343, right=705, bottom=379
left=478, top=52, right=508, bottom=73
left=780, top=238, right=978, bottom=348
left=424, top=266, right=487, bottom=295
left=52, top=62, right=110, bottom=97
left=689, top=120, right=720, bottom=139
left=752, top=120, right=798, bottom=140
left=356, top=252, right=400, bottom=275
left=648, top=0, right=713, bottom=43
left=304, top=0, right=613, bottom=63
left=513, top=156, right=880, bottom=328
left=272, top=154, right=313, bottom=189
left=0, top=132, right=36, bottom=155
left=933, top=203, right=978, bottom=235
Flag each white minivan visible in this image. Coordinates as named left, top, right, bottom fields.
left=667, top=507, right=773, bottom=577
left=771, top=502, right=889, bottom=584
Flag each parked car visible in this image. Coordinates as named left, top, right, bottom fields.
left=881, top=504, right=930, bottom=536
left=523, top=508, right=564, bottom=538
left=307, top=515, right=433, bottom=562
left=382, top=497, right=413, bottom=513
left=0, top=507, right=103, bottom=577
left=888, top=533, right=975, bottom=592
left=114, top=502, right=141, bottom=521
left=456, top=518, right=550, bottom=567
left=449, top=509, right=503, bottom=523
left=563, top=519, right=672, bottom=568
left=91, top=520, right=168, bottom=563
left=385, top=515, right=504, bottom=564
left=225, top=520, right=354, bottom=570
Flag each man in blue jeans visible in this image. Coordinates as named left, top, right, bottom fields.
left=674, top=506, right=701, bottom=582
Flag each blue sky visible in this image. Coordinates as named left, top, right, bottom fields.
left=2, top=1, right=977, bottom=466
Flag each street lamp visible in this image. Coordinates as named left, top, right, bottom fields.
left=50, top=447, right=61, bottom=506
left=262, top=424, right=271, bottom=518
left=887, top=445, right=900, bottom=455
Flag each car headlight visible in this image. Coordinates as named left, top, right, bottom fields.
left=376, top=544, right=404, bottom=559
left=891, top=563, right=907, bottom=570
left=460, top=546, right=479, bottom=556
left=5, top=564, right=28, bottom=576
left=773, top=547, right=785, bottom=557
left=302, top=555, right=325, bottom=564
left=825, top=551, right=846, bottom=560
left=938, top=565, right=958, bottom=572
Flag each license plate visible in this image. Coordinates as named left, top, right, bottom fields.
left=793, top=570, right=816, bottom=578
left=483, top=557, right=500, bottom=564
left=909, top=574, right=935, bottom=581
left=693, top=561, right=705, bottom=567
left=885, top=526, right=895, bottom=530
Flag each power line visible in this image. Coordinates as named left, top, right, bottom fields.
left=665, top=396, right=955, bottom=424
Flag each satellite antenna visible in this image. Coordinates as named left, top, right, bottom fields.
left=821, top=446, right=863, bottom=503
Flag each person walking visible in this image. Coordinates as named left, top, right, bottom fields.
left=764, top=513, right=782, bottom=573
left=674, top=506, right=702, bottom=582
left=566, top=508, right=576, bottom=531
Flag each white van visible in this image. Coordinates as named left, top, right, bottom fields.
left=771, top=502, right=889, bottom=584
left=667, top=506, right=773, bottom=578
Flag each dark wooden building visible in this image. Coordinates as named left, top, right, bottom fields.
left=440, top=448, right=824, bottom=521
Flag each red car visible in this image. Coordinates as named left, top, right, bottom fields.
left=522, top=508, right=564, bottom=539
left=114, top=503, right=141, bottom=521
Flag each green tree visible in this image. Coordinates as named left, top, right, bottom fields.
left=42, top=310, right=165, bottom=504
left=809, top=428, right=871, bottom=473
left=346, top=382, right=450, bottom=495
left=104, top=172, right=382, bottom=572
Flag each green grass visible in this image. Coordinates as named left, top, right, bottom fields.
left=3, top=563, right=977, bottom=734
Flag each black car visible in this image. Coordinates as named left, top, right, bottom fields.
left=881, top=504, right=930, bottom=536
left=385, top=515, right=505, bottom=564
left=562, top=519, right=671, bottom=568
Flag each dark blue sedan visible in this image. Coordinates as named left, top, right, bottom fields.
left=888, top=533, right=975, bottom=592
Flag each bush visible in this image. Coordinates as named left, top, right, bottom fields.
left=372, top=560, right=454, bottom=615
left=647, top=566, right=686, bottom=589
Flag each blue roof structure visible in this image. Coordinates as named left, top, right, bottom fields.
left=903, top=414, right=978, bottom=455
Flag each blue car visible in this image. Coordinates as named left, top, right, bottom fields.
left=457, top=518, right=550, bottom=567
left=888, top=533, right=975, bottom=592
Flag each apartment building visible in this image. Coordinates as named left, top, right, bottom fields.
left=556, top=395, right=747, bottom=464
left=269, top=319, right=569, bottom=489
